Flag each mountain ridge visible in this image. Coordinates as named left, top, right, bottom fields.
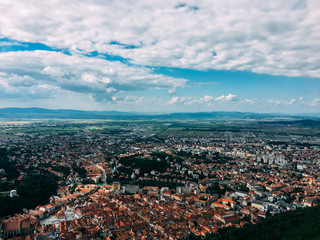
left=0, top=107, right=319, bottom=120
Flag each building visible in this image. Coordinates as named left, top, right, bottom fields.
left=112, top=181, right=121, bottom=191
left=0, top=217, right=35, bottom=239
left=10, top=190, right=18, bottom=198
left=123, top=185, right=139, bottom=194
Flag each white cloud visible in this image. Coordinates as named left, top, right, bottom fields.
left=267, top=98, right=301, bottom=106
left=168, top=97, right=179, bottom=105
left=1, top=0, right=319, bottom=78
left=268, top=100, right=281, bottom=105
left=168, top=88, right=176, bottom=95
left=112, top=95, right=161, bottom=106
left=215, top=94, right=237, bottom=102
left=310, top=98, right=320, bottom=106
left=168, top=94, right=239, bottom=105
left=106, top=87, right=117, bottom=93
left=288, top=99, right=295, bottom=105
left=203, top=95, right=213, bottom=101
left=0, top=50, right=187, bottom=101
left=167, top=96, right=194, bottom=105
left=190, top=95, right=215, bottom=105
left=242, top=98, right=257, bottom=105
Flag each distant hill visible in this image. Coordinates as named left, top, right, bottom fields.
left=0, top=107, right=134, bottom=119
left=0, top=107, right=319, bottom=120
left=259, top=119, right=320, bottom=127
left=144, top=111, right=276, bottom=120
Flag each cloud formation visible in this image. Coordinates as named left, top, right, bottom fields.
left=311, top=98, right=320, bottom=106
left=167, top=94, right=236, bottom=105
left=0, top=0, right=319, bottom=113
left=1, top=0, right=319, bottom=78
left=165, top=95, right=320, bottom=110
left=0, top=51, right=186, bottom=101
left=215, top=94, right=237, bottom=102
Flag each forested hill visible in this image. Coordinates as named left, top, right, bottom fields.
left=185, top=205, right=320, bottom=240
left=0, top=148, right=59, bottom=217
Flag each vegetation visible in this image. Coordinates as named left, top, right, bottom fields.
left=51, top=165, right=71, bottom=176
left=72, top=163, right=87, bottom=178
left=118, top=155, right=169, bottom=175
left=206, top=184, right=232, bottom=196
left=0, top=148, right=19, bottom=182
left=184, top=206, right=320, bottom=240
left=0, top=169, right=59, bottom=217
left=81, top=178, right=95, bottom=184
left=0, top=148, right=59, bottom=217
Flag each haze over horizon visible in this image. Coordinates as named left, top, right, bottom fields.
left=0, top=0, right=319, bottom=113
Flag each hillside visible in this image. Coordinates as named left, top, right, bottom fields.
left=186, top=206, right=320, bottom=240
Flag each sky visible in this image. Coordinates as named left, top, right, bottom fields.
left=0, top=0, right=319, bottom=113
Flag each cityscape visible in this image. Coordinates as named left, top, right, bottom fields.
left=0, top=0, right=320, bottom=239
left=0, top=118, right=320, bottom=239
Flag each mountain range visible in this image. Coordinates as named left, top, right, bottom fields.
left=0, top=107, right=319, bottom=120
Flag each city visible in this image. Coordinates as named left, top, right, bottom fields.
left=0, top=119, right=319, bottom=239
left=0, top=0, right=319, bottom=239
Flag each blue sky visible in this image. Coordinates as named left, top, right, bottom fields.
left=0, top=0, right=319, bottom=113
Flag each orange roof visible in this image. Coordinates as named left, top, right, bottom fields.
left=212, top=202, right=230, bottom=209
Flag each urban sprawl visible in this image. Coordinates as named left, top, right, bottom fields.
left=1, top=121, right=320, bottom=239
